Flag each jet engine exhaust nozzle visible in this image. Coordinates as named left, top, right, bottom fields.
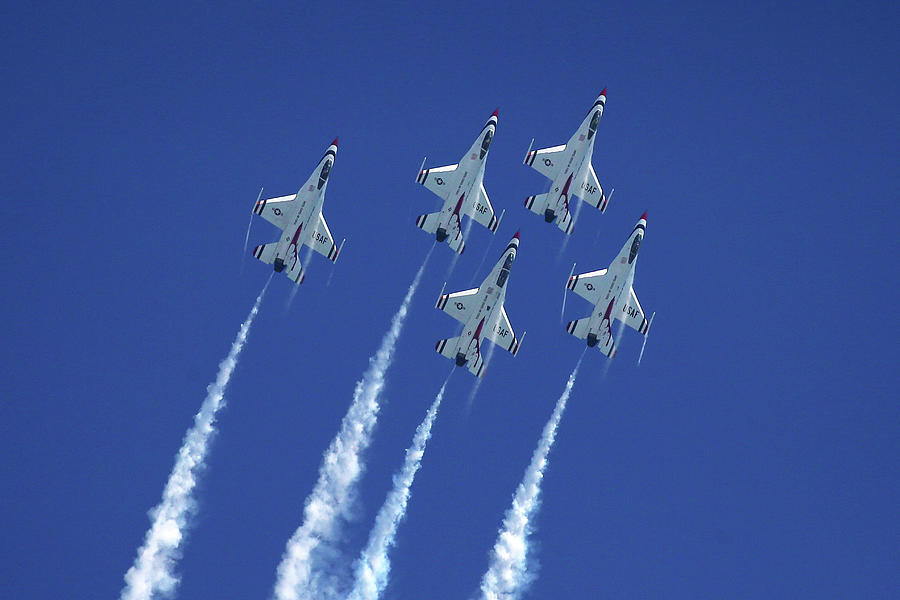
left=544, top=209, right=556, bottom=223
left=273, top=258, right=286, bottom=272
left=455, top=353, right=467, bottom=367
left=436, top=228, right=448, bottom=243
left=586, top=333, right=598, bottom=347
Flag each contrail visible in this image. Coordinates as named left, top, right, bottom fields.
left=348, top=373, right=452, bottom=600
left=272, top=247, right=434, bottom=600
left=479, top=352, right=584, bottom=600
left=120, top=275, right=272, bottom=600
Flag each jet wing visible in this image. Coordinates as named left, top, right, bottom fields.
left=309, top=213, right=342, bottom=262
left=619, top=287, right=651, bottom=334
left=417, top=163, right=460, bottom=199
left=524, top=144, right=567, bottom=180
left=566, top=268, right=608, bottom=304
left=436, top=287, right=480, bottom=324
left=579, top=164, right=610, bottom=213
left=253, top=194, right=297, bottom=229
left=466, top=182, right=501, bottom=232
left=486, top=306, right=522, bottom=355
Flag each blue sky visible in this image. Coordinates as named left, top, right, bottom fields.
left=1, top=2, right=898, bottom=598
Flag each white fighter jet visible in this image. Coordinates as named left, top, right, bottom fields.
left=251, top=139, right=345, bottom=285
left=564, top=213, right=654, bottom=360
left=523, top=90, right=612, bottom=235
left=434, top=232, right=524, bottom=377
left=414, top=110, right=504, bottom=254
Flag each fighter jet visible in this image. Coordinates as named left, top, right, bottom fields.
left=564, top=213, right=654, bottom=359
left=434, top=232, right=524, bottom=377
left=251, top=139, right=345, bottom=285
left=414, top=110, right=504, bottom=254
left=522, top=91, right=612, bottom=235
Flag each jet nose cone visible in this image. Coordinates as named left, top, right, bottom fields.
left=513, top=230, right=520, bottom=240
left=491, top=108, right=499, bottom=118
left=330, top=137, right=338, bottom=147
left=640, top=211, right=647, bottom=221
left=600, top=88, right=607, bottom=97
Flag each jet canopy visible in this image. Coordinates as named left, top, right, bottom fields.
left=629, top=234, right=641, bottom=264
left=588, top=110, right=600, bottom=139
left=496, top=253, right=514, bottom=287
left=317, top=159, right=332, bottom=190
left=480, top=130, right=493, bottom=159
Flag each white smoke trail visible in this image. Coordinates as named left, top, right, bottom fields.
left=272, top=247, right=434, bottom=600
left=120, top=276, right=272, bottom=600
left=347, top=374, right=451, bottom=600
left=479, top=353, right=584, bottom=600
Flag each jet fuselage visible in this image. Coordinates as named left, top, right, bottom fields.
left=271, top=146, right=335, bottom=272
left=434, top=115, right=497, bottom=241
left=584, top=219, right=643, bottom=347
left=451, top=236, right=517, bottom=366
left=545, top=96, right=604, bottom=222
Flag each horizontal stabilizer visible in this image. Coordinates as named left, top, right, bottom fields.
left=448, top=230, right=466, bottom=255
left=557, top=207, right=575, bottom=235
left=415, top=212, right=441, bottom=234
left=435, top=336, right=460, bottom=360
left=468, top=348, right=486, bottom=378
left=565, top=318, right=591, bottom=340
left=600, top=337, right=616, bottom=358
left=286, top=257, right=305, bottom=285
left=524, top=193, right=549, bottom=216
left=252, top=243, right=278, bottom=265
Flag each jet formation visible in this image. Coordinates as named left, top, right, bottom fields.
left=249, top=91, right=655, bottom=375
